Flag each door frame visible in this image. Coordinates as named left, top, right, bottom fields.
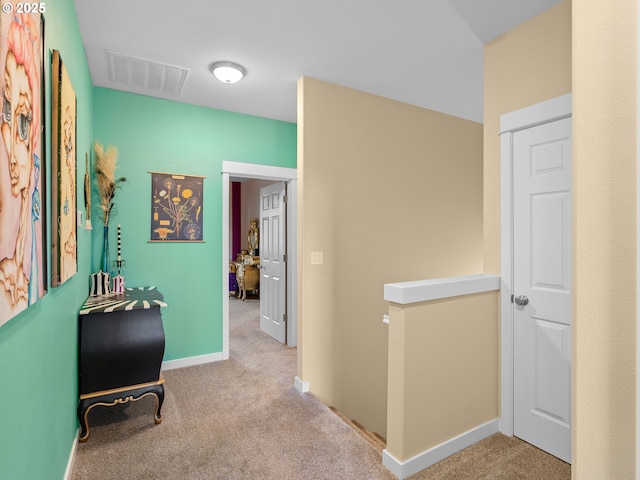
left=221, top=161, right=298, bottom=359
left=499, top=93, right=572, bottom=436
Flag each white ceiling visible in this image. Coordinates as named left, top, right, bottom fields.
left=73, top=0, right=563, bottom=124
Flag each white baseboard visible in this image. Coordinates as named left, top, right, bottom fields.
left=294, top=376, right=309, bottom=393
left=64, top=429, right=79, bottom=480
left=382, top=419, right=499, bottom=479
left=162, top=352, right=224, bottom=371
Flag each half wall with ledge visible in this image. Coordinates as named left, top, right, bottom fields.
left=383, top=273, right=500, bottom=479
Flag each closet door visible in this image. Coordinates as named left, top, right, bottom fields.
left=512, top=117, right=572, bottom=463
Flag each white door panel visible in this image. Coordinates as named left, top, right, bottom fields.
left=513, top=117, right=572, bottom=463
left=259, top=183, right=286, bottom=343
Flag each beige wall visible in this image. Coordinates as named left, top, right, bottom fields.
left=486, top=0, right=639, bottom=476
left=297, top=77, right=484, bottom=436
left=573, top=0, right=637, bottom=477
left=484, top=0, right=571, bottom=442
left=386, top=291, right=499, bottom=461
left=483, top=0, right=572, bottom=273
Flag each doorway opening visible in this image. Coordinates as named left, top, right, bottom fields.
left=221, top=161, right=298, bottom=360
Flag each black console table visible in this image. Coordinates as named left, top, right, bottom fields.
left=77, top=286, right=167, bottom=442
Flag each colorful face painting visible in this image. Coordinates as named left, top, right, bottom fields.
left=0, top=7, right=45, bottom=327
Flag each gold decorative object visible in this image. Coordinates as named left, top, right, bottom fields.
left=248, top=217, right=259, bottom=255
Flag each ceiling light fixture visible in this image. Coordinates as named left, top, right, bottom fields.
left=209, top=61, right=246, bottom=84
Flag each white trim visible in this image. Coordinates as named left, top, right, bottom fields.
left=294, top=376, right=309, bottom=393
left=162, top=352, right=224, bottom=371
left=63, top=430, right=79, bottom=480
left=222, top=161, right=297, bottom=181
left=383, top=274, right=500, bottom=305
left=222, top=172, right=231, bottom=358
left=499, top=129, right=514, bottom=436
left=221, top=161, right=298, bottom=359
left=499, top=94, right=572, bottom=438
left=499, top=93, right=572, bottom=134
left=287, top=179, right=298, bottom=347
left=382, top=419, right=499, bottom=479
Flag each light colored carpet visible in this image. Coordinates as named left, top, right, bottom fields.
left=70, top=298, right=570, bottom=480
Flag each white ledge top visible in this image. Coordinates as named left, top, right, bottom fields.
left=384, top=274, right=500, bottom=305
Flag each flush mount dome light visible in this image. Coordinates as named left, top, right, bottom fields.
left=209, top=61, right=246, bottom=84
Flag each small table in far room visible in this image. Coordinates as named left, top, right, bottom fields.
left=77, top=286, right=167, bottom=442
left=234, top=254, right=260, bottom=301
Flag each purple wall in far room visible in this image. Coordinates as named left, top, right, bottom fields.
left=232, top=182, right=242, bottom=256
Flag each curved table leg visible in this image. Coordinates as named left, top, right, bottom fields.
left=78, top=380, right=165, bottom=442
left=153, top=383, right=165, bottom=424
left=77, top=398, right=91, bottom=443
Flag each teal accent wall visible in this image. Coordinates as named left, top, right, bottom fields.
left=0, top=1, right=94, bottom=479
left=0, top=3, right=296, bottom=478
left=92, top=88, right=296, bottom=361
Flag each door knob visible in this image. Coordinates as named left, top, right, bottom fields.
left=514, top=295, right=529, bottom=306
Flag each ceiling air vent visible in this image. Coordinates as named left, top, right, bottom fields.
left=107, top=50, right=189, bottom=96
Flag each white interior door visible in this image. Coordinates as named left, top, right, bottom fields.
left=513, top=117, right=572, bottom=463
left=259, top=182, right=287, bottom=343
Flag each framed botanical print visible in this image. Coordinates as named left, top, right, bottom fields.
left=150, top=172, right=205, bottom=242
left=51, top=49, right=77, bottom=287
left=0, top=10, right=46, bottom=326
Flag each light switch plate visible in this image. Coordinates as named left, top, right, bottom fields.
left=311, top=251, right=323, bottom=265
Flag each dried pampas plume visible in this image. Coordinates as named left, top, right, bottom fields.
left=94, top=141, right=126, bottom=226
